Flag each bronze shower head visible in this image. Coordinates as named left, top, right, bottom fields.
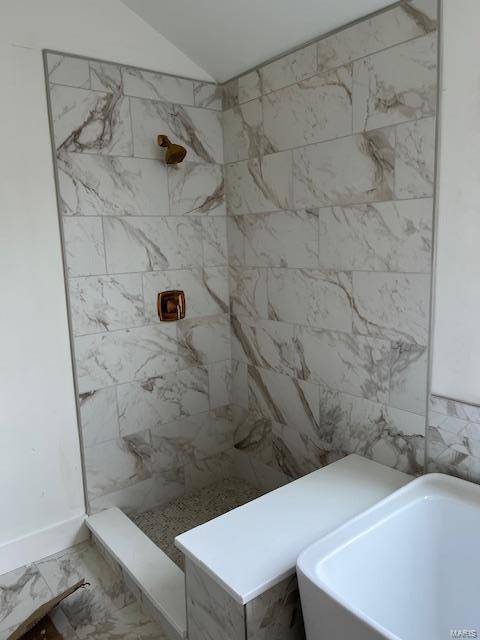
left=157, top=135, right=187, bottom=164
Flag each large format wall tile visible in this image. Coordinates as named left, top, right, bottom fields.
left=177, top=314, right=231, bottom=366
left=69, top=274, right=145, bottom=335
left=223, top=99, right=266, bottom=163
left=317, top=0, right=437, bottom=72
left=395, top=117, right=436, bottom=198
left=194, top=81, right=223, bottom=111
left=229, top=267, right=268, bottom=318
left=261, top=44, right=317, bottom=94
left=168, top=162, right=225, bottom=215
left=293, top=128, right=394, bottom=207
left=263, top=66, right=353, bottom=151
left=117, top=367, right=209, bottom=436
left=103, top=216, right=203, bottom=272
left=79, top=387, right=120, bottom=448
left=295, top=326, right=391, bottom=403
left=352, top=33, right=437, bottom=132
left=75, top=324, right=184, bottom=392
left=131, top=98, right=223, bottom=163
left=241, top=209, right=318, bottom=268
left=318, top=199, right=433, bottom=272
left=47, top=53, right=90, bottom=88
left=267, top=268, right=353, bottom=332
left=352, top=272, right=430, bottom=345
left=390, top=344, right=428, bottom=415
left=62, top=217, right=106, bottom=276
left=50, top=85, right=132, bottom=155
left=57, top=152, right=169, bottom=216
left=226, top=152, right=293, bottom=215
left=122, top=67, right=194, bottom=104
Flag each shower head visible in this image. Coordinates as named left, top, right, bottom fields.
left=157, top=135, right=187, bottom=164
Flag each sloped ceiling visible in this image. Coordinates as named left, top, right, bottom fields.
left=120, top=0, right=396, bottom=82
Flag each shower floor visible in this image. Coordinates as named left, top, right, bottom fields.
left=131, top=477, right=261, bottom=568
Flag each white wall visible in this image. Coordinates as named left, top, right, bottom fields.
left=0, top=0, right=211, bottom=573
left=431, top=0, right=480, bottom=404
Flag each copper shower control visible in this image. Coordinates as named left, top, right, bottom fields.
left=157, top=290, right=186, bottom=321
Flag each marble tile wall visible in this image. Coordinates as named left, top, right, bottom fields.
left=46, top=53, right=232, bottom=515
left=427, top=395, right=480, bottom=484
left=226, top=0, right=438, bottom=479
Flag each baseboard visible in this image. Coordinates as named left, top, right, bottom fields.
left=0, top=513, right=88, bottom=575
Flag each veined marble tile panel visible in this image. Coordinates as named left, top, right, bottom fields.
left=0, top=565, right=52, bottom=632
left=272, top=421, right=344, bottom=479
left=248, top=365, right=320, bottom=440
left=353, top=33, right=437, bottom=132
left=184, top=450, right=234, bottom=492
left=318, top=198, right=433, bottom=272
left=150, top=407, right=234, bottom=469
left=62, top=216, right=106, bottom=277
left=293, top=128, right=394, bottom=208
left=238, top=71, right=262, bottom=103
left=121, top=67, right=194, bottom=104
left=89, top=473, right=185, bottom=516
left=317, top=385, right=425, bottom=473
left=57, top=152, right=169, bottom=216
left=222, top=78, right=239, bottom=110
left=267, top=268, right=353, bottom=332
left=241, top=209, right=318, bottom=268
left=103, top=216, right=203, bottom=273
left=202, top=216, right=228, bottom=266
left=83, top=432, right=154, bottom=499
left=208, top=361, right=232, bottom=409
left=194, top=81, right=223, bottom=111
left=295, top=326, right=391, bottom=403
left=47, top=53, right=90, bottom=88
left=233, top=408, right=273, bottom=466
left=79, top=387, right=120, bottom=448
left=36, top=541, right=131, bottom=629
left=75, top=323, right=183, bottom=392
left=74, top=601, right=167, bottom=640
left=117, top=366, right=209, bottom=436
left=231, top=316, right=298, bottom=378
left=229, top=448, right=290, bottom=493
left=69, top=274, right=145, bottom=335
left=430, top=395, right=480, bottom=425
left=226, top=217, right=245, bottom=267
left=90, top=61, right=122, bottom=93
left=263, top=66, right=353, bottom=151
left=185, top=558, right=244, bottom=640
left=226, top=152, right=293, bottom=215
left=246, top=573, right=304, bottom=640
left=317, top=1, right=437, bottom=72
left=229, top=267, right=268, bottom=318
left=177, top=314, right=231, bottom=366
left=49, top=85, right=132, bottom=156
left=131, top=98, right=223, bottom=163
left=261, top=44, right=317, bottom=94
left=231, top=360, right=249, bottom=409
left=352, top=271, right=430, bottom=345
left=168, top=162, right=225, bottom=215
left=395, top=117, right=436, bottom=198
left=389, top=344, right=428, bottom=415
left=429, top=411, right=480, bottom=446
left=427, top=424, right=480, bottom=485
left=142, top=267, right=229, bottom=321
left=223, top=99, right=265, bottom=163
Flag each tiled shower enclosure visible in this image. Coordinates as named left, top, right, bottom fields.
left=45, top=0, right=439, bottom=517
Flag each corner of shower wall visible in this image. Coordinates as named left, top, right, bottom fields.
left=224, top=0, right=440, bottom=481
left=44, top=50, right=247, bottom=516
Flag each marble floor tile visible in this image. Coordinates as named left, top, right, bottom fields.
left=293, top=128, right=394, bottom=208
left=74, top=600, right=167, bottom=639
left=263, top=66, right=353, bottom=151
left=0, top=565, right=52, bottom=632
left=353, top=33, right=437, bottom=132
left=318, top=199, right=433, bottom=272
